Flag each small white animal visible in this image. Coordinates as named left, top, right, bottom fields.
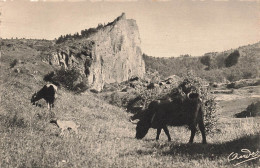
left=50, top=119, right=79, bottom=135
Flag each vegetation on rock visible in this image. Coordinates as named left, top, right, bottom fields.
left=235, top=101, right=260, bottom=118
left=44, top=68, right=88, bottom=93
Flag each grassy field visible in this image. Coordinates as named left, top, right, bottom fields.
left=0, top=46, right=259, bottom=167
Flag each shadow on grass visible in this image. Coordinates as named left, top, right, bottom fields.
left=125, top=133, right=260, bottom=166
left=163, top=133, right=259, bottom=155
left=0, top=113, right=27, bottom=128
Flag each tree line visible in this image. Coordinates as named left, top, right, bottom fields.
left=56, top=23, right=104, bottom=44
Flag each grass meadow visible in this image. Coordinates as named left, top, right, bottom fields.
left=0, top=47, right=259, bottom=167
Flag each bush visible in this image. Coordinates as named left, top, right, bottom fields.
left=2, top=113, right=27, bottom=128
left=246, top=101, right=260, bottom=116
left=10, top=59, right=18, bottom=68
left=227, top=79, right=260, bottom=89
left=200, top=55, right=211, bottom=68
left=177, top=73, right=218, bottom=134
left=136, top=85, right=176, bottom=109
left=109, top=92, right=124, bottom=107
left=243, top=71, right=253, bottom=79
left=235, top=101, right=260, bottom=118
left=225, top=50, right=240, bottom=67
left=43, top=71, right=55, bottom=82
left=73, top=82, right=89, bottom=93
left=44, top=68, right=87, bottom=92
left=55, top=68, right=80, bottom=90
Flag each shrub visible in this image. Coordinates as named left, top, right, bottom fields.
left=137, top=85, right=176, bottom=109
left=225, top=50, right=240, bottom=67
left=44, top=68, right=86, bottom=92
left=73, top=82, right=89, bottom=93
left=235, top=101, right=260, bottom=118
left=10, top=59, right=18, bottom=68
left=227, top=79, right=260, bottom=89
left=243, top=71, right=253, bottom=79
left=226, top=74, right=237, bottom=82
left=43, top=71, right=55, bottom=82
left=246, top=101, right=260, bottom=116
left=178, top=73, right=218, bottom=134
left=55, top=68, right=80, bottom=90
left=108, top=92, right=125, bottom=107
left=200, top=55, right=211, bottom=68
left=6, top=43, right=13, bottom=48
left=2, top=113, right=27, bottom=128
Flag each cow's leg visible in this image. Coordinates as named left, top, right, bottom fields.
left=188, top=124, right=196, bottom=144
left=51, top=98, right=55, bottom=108
left=156, top=128, right=161, bottom=141
left=199, top=119, right=207, bottom=144
left=47, top=102, right=50, bottom=109
left=163, top=126, right=171, bottom=141
left=50, top=103, right=54, bottom=110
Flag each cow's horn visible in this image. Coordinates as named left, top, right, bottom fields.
left=187, top=92, right=191, bottom=99
left=129, top=118, right=138, bottom=124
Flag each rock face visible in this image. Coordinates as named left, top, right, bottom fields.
left=46, top=13, right=145, bottom=91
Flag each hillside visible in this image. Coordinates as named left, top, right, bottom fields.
left=0, top=38, right=260, bottom=167
left=144, top=41, right=260, bottom=82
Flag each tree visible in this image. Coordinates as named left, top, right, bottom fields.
left=225, top=50, right=240, bottom=67
left=200, top=55, right=211, bottom=69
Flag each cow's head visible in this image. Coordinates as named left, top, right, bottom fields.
left=188, top=92, right=199, bottom=99
left=135, top=120, right=150, bottom=139
left=129, top=108, right=149, bottom=124
left=129, top=114, right=140, bottom=123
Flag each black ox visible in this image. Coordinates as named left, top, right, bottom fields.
left=31, top=84, right=58, bottom=110
left=130, top=93, right=207, bottom=144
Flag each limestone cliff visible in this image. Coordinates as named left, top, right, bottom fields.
left=45, top=13, right=145, bottom=91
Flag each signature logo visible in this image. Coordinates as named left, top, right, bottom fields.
left=228, top=149, right=260, bottom=166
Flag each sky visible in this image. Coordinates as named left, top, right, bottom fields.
left=0, top=0, right=259, bottom=57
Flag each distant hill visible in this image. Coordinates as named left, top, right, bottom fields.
left=143, top=41, right=260, bottom=82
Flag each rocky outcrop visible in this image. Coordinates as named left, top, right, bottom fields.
left=227, top=78, right=260, bottom=89
left=46, top=13, right=145, bottom=91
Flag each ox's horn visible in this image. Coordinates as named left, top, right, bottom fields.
left=187, top=92, right=191, bottom=99
left=129, top=118, right=139, bottom=124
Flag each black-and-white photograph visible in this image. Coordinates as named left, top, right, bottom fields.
left=0, top=0, right=259, bottom=167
